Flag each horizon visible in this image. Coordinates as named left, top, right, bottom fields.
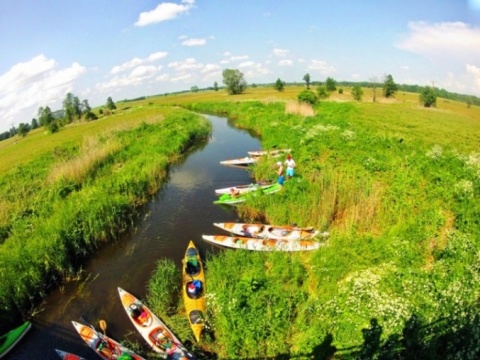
left=1, top=0, right=480, bottom=133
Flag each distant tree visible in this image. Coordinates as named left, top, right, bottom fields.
left=316, top=86, right=329, bottom=99
left=191, top=85, right=199, bottom=93
left=251, top=83, right=257, bottom=88
left=17, top=123, right=30, bottom=137
left=369, top=76, right=378, bottom=102
left=351, top=85, right=364, bottom=101
left=38, top=106, right=55, bottom=127
left=297, top=89, right=318, bottom=105
left=303, top=73, right=311, bottom=89
left=383, top=74, right=398, bottom=98
left=419, top=86, right=437, bottom=107
left=0, top=131, right=10, bottom=141
left=213, top=81, right=219, bottom=91
left=222, top=69, right=247, bottom=95
left=325, top=77, right=337, bottom=92
left=274, top=78, right=285, bottom=92
left=338, top=88, right=344, bottom=94
left=81, top=99, right=91, bottom=115
left=31, top=118, right=39, bottom=130
left=106, top=97, right=116, bottom=110
left=466, top=96, right=473, bottom=108
left=99, top=108, right=104, bottom=115
left=63, top=93, right=81, bottom=123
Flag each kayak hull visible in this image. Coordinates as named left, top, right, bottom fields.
left=213, top=222, right=319, bottom=240
left=202, top=235, right=320, bottom=252
left=71, top=321, right=145, bottom=360
left=182, top=241, right=206, bottom=342
left=0, top=321, right=31, bottom=359
left=118, top=288, right=195, bottom=359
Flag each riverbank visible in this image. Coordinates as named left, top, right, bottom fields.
left=0, top=107, right=211, bottom=329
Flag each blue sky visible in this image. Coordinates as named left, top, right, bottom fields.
left=1, top=0, right=480, bottom=133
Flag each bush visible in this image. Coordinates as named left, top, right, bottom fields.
left=298, top=89, right=318, bottom=105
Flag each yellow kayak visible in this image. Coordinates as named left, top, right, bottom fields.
left=182, top=241, right=206, bottom=342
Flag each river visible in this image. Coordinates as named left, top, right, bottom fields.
left=6, top=114, right=261, bottom=359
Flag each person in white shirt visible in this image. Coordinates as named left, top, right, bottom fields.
left=284, top=154, right=296, bottom=180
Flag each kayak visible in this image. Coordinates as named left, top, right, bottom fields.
left=219, top=156, right=258, bottom=166
left=202, top=235, right=320, bottom=252
left=214, top=180, right=273, bottom=195
left=247, top=148, right=291, bottom=157
left=55, top=349, right=87, bottom=360
left=118, top=287, right=195, bottom=359
left=213, top=183, right=282, bottom=205
left=71, top=321, right=145, bottom=360
left=182, top=241, right=206, bottom=342
left=0, top=321, right=31, bottom=359
left=213, top=222, right=319, bottom=240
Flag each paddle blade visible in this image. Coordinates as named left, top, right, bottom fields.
left=99, top=320, right=107, bottom=335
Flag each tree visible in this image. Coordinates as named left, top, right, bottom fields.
left=383, top=74, right=398, bottom=98
left=38, top=106, right=54, bottom=127
left=63, top=93, right=81, bottom=123
left=325, top=77, right=337, bottom=92
left=213, top=81, right=219, bottom=91
left=297, top=89, right=317, bottom=105
left=17, top=123, right=30, bottom=137
left=369, top=76, right=378, bottom=102
left=106, top=97, right=116, bottom=110
left=351, top=85, right=364, bottom=101
left=303, top=73, right=311, bottom=89
left=274, top=78, right=285, bottom=92
left=222, top=69, right=247, bottom=95
left=191, top=85, right=199, bottom=93
left=31, top=118, right=38, bottom=130
left=419, top=86, right=437, bottom=107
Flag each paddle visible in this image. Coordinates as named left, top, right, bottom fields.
left=99, top=320, right=107, bottom=335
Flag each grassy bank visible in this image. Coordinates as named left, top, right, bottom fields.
left=0, top=106, right=211, bottom=327
left=144, top=93, right=480, bottom=359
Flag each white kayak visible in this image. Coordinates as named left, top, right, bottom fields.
left=219, top=156, right=258, bottom=166
left=71, top=321, right=145, bottom=360
left=213, top=222, right=319, bottom=240
left=202, top=235, right=320, bottom=252
left=214, top=180, right=273, bottom=195
left=247, top=148, right=291, bottom=157
left=118, top=287, right=195, bottom=359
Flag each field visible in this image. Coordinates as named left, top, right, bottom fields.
left=1, top=85, right=479, bottom=359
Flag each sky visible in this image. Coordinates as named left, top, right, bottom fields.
left=1, top=0, right=480, bottom=133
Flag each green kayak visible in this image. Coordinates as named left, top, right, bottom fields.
left=0, top=321, right=32, bottom=358
left=213, top=183, right=282, bottom=205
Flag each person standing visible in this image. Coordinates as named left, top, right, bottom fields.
left=276, top=161, right=285, bottom=185
left=285, top=154, right=296, bottom=180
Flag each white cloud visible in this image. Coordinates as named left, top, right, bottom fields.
left=308, top=60, right=336, bottom=75
left=273, top=48, right=289, bottom=57
left=278, top=59, right=293, bottom=66
left=134, top=0, right=195, bottom=27
left=397, top=21, right=480, bottom=60
left=238, top=61, right=255, bottom=68
left=0, top=55, right=85, bottom=130
left=168, top=58, right=203, bottom=71
left=110, top=51, right=168, bottom=74
left=147, top=51, right=168, bottom=61
left=181, top=38, right=207, bottom=46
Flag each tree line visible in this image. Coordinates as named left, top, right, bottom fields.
left=0, top=95, right=116, bottom=141
left=3, top=69, right=479, bottom=142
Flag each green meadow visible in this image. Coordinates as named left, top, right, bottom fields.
left=1, top=86, right=479, bottom=359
